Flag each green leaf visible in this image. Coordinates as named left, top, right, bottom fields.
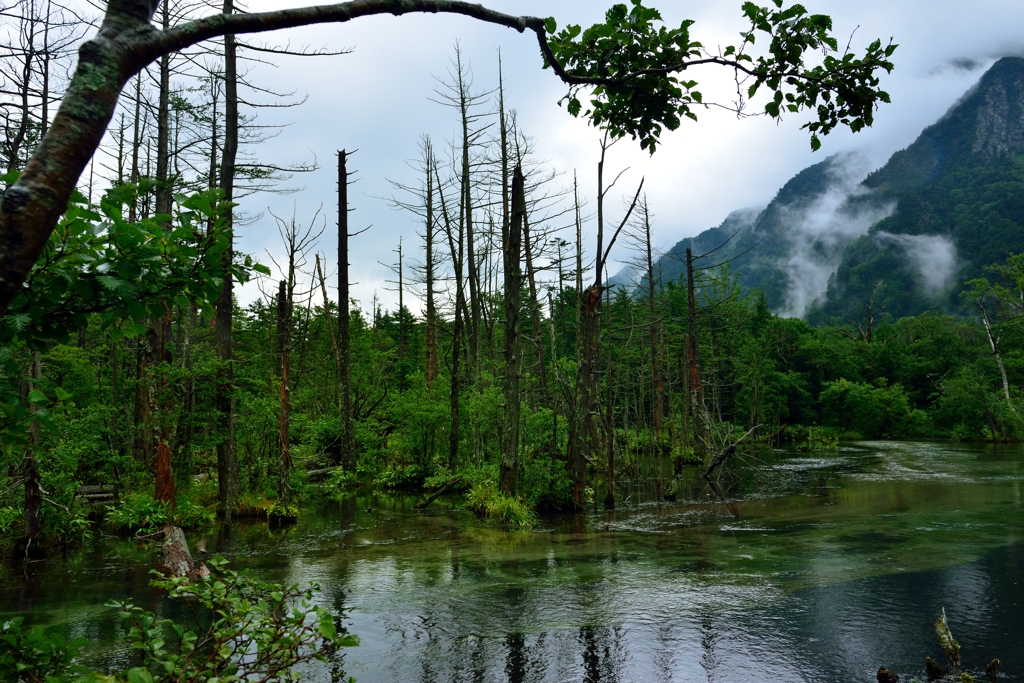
left=26, top=389, right=47, bottom=404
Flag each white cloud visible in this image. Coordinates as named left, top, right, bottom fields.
left=78, top=0, right=1024, bottom=313
left=875, top=232, right=959, bottom=295
left=775, top=155, right=897, bottom=318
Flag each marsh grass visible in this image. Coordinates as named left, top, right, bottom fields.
left=465, top=482, right=536, bottom=530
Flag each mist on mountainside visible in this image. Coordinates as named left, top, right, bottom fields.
left=773, top=155, right=897, bottom=318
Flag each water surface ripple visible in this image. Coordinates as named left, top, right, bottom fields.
left=2, top=441, right=1022, bottom=682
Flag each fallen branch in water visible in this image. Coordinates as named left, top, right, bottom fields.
left=702, top=425, right=759, bottom=482
left=416, top=477, right=463, bottom=509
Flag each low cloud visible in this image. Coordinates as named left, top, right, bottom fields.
left=776, top=155, right=897, bottom=318
left=874, top=232, right=958, bottom=294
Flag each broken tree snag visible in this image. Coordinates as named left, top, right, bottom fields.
left=985, top=658, right=1000, bottom=683
left=876, top=666, right=899, bottom=683
left=161, top=526, right=194, bottom=577
left=934, top=608, right=961, bottom=671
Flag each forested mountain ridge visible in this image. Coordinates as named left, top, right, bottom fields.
left=642, top=56, right=1024, bottom=323
left=815, top=55, right=1024, bottom=322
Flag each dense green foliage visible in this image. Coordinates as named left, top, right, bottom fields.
left=6, top=255, right=1023, bottom=535
left=546, top=0, right=895, bottom=152
left=0, top=557, right=354, bottom=682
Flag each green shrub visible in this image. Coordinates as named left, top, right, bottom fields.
left=465, top=482, right=536, bottom=529
left=0, top=557, right=356, bottom=682
left=0, top=506, right=20, bottom=537
left=321, top=466, right=359, bottom=493
left=233, top=491, right=273, bottom=518
left=106, top=493, right=170, bottom=534
left=267, top=503, right=299, bottom=526
left=805, top=426, right=840, bottom=451
left=107, top=492, right=215, bottom=535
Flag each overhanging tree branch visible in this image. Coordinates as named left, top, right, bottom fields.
left=0, top=0, right=895, bottom=317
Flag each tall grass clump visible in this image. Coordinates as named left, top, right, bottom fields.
left=465, top=482, right=536, bottom=530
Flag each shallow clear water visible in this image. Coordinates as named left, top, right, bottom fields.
left=2, top=441, right=1023, bottom=682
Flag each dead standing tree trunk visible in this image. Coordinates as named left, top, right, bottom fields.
left=686, top=247, right=710, bottom=462
left=215, top=0, right=240, bottom=518
left=338, top=150, right=356, bottom=471
left=640, top=199, right=664, bottom=448
left=567, top=136, right=643, bottom=510
left=424, top=139, right=440, bottom=388
left=276, top=279, right=292, bottom=505
left=499, top=164, right=524, bottom=494
left=435, top=162, right=465, bottom=472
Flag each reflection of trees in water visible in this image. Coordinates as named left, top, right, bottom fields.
left=580, top=625, right=626, bottom=683
left=700, top=611, right=719, bottom=682
left=505, top=632, right=527, bottom=682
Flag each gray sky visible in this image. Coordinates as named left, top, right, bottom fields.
left=216, top=0, right=1024, bottom=313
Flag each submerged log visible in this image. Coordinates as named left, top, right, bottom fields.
left=160, top=526, right=209, bottom=579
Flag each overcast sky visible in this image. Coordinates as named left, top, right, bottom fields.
left=189, top=0, right=1024, bottom=313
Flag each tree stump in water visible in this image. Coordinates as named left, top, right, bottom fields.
left=985, top=658, right=1000, bottom=683
left=934, top=608, right=961, bottom=671
left=161, top=526, right=208, bottom=579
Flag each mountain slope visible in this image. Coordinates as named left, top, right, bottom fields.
left=811, top=56, right=1024, bottom=322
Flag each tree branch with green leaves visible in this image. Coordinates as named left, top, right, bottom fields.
left=0, top=0, right=895, bottom=316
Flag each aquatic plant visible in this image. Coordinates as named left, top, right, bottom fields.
left=267, top=502, right=299, bottom=527
left=232, top=491, right=274, bottom=518
left=465, top=482, right=536, bottom=530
